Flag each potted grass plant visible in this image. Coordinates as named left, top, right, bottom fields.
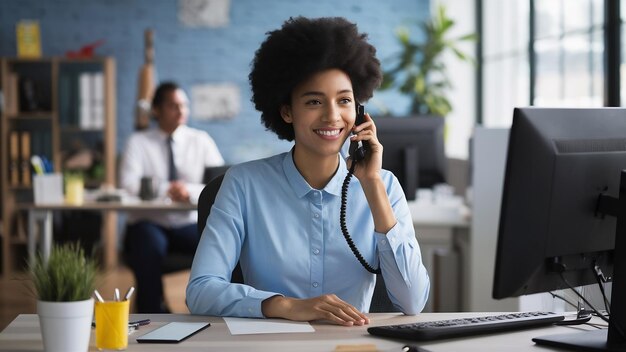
left=29, top=242, right=98, bottom=352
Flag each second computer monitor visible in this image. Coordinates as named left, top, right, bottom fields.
left=375, top=117, right=447, bottom=200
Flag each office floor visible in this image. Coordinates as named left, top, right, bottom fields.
left=0, top=266, right=190, bottom=331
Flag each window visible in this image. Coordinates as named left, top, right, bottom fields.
left=479, top=0, right=614, bottom=128
left=481, top=0, right=529, bottom=127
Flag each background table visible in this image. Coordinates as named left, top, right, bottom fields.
left=21, top=199, right=197, bottom=268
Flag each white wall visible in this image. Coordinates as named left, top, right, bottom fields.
left=469, top=127, right=517, bottom=311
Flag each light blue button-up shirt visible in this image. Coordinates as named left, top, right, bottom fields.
left=186, top=150, right=430, bottom=317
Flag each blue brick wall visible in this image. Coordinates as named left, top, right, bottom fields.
left=0, top=0, right=429, bottom=163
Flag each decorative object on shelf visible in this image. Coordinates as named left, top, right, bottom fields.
left=16, top=20, right=42, bottom=58
left=135, top=29, right=156, bottom=130
left=379, top=4, right=477, bottom=117
left=65, top=39, right=105, bottom=59
left=29, top=242, right=97, bottom=352
left=19, top=77, right=41, bottom=112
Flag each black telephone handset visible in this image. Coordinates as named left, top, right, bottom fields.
left=348, top=103, right=369, bottom=163
left=341, top=103, right=381, bottom=274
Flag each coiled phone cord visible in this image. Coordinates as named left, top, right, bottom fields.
left=340, top=161, right=382, bottom=274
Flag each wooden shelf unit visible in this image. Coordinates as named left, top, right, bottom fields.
left=0, top=57, right=117, bottom=277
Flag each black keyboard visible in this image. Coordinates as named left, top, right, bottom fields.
left=367, top=312, right=565, bottom=341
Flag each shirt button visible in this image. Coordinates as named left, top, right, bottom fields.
left=313, top=213, right=320, bottom=218
left=312, top=282, right=319, bottom=288
left=381, top=239, right=387, bottom=245
left=313, top=249, right=320, bottom=255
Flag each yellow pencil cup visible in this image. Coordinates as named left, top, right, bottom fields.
left=95, top=300, right=129, bottom=350
left=65, top=175, right=84, bottom=205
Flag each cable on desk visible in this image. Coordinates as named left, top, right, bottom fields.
left=593, top=263, right=611, bottom=315
left=559, top=272, right=626, bottom=340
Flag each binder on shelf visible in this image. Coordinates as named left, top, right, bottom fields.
left=79, top=72, right=92, bottom=129
left=77, top=71, right=105, bottom=129
left=9, top=131, right=20, bottom=186
left=20, top=131, right=31, bottom=186
left=58, top=72, right=72, bottom=126
left=92, top=71, right=104, bottom=129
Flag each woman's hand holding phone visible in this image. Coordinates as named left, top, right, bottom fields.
left=348, top=110, right=397, bottom=235
left=349, top=112, right=383, bottom=183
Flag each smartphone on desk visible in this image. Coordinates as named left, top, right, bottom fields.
left=136, top=322, right=210, bottom=343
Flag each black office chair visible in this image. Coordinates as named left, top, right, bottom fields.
left=196, top=173, right=398, bottom=312
left=197, top=174, right=244, bottom=283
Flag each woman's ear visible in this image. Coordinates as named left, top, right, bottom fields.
left=280, top=105, right=293, bottom=123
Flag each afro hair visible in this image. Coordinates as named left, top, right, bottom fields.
left=249, top=17, right=382, bottom=141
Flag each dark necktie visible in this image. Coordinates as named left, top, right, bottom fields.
left=167, top=136, right=178, bottom=181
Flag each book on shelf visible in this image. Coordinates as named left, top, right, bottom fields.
left=58, top=71, right=75, bottom=126
left=8, top=131, right=38, bottom=187
left=5, top=72, right=19, bottom=115
left=20, top=131, right=31, bottom=187
left=9, top=131, right=20, bottom=187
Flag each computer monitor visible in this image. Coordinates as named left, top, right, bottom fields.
left=492, top=107, right=626, bottom=350
left=375, top=117, right=447, bottom=200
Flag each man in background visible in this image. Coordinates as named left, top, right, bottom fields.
left=120, top=81, right=224, bottom=313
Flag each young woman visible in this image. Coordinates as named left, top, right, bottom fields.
left=187, top=17, right=430, bottom=326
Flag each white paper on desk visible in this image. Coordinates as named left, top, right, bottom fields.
left=224, top=317, right=315, bottom=335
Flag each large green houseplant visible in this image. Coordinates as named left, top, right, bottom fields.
left=380, top=4, right=477, bottom=116
left=29, top=242, right=97, bottom=352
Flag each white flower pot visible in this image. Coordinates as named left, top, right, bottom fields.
left=37, top=298, right=94, bottom=352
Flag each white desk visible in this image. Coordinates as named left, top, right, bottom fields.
left=0, top=312, right=603, bottom=351
left=21, top=200, right=196, bottom=269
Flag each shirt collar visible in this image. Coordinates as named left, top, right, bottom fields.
left=155, top=125, right=187, bottom=143
left=282, top=148, right=348, bottom=198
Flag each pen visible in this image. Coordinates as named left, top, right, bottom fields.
left=114, top=288, right=120, bottom=301
left=41, top=156, right=53, bottom=173
left=129, top=319, right=151, bottom=328
left=30, top=156, right=44, bottom=175
left=124, top=286, right=135, bottom=301
left=93, top=319, right=151, bottom=329
left=93, top=289, right=105, bottom=303
left=402, top=345, right=432, bottom=352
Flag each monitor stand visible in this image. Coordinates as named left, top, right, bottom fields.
left=533, top=170, right=626, bottom=351
left=533, top=329, right=625, bottom=351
